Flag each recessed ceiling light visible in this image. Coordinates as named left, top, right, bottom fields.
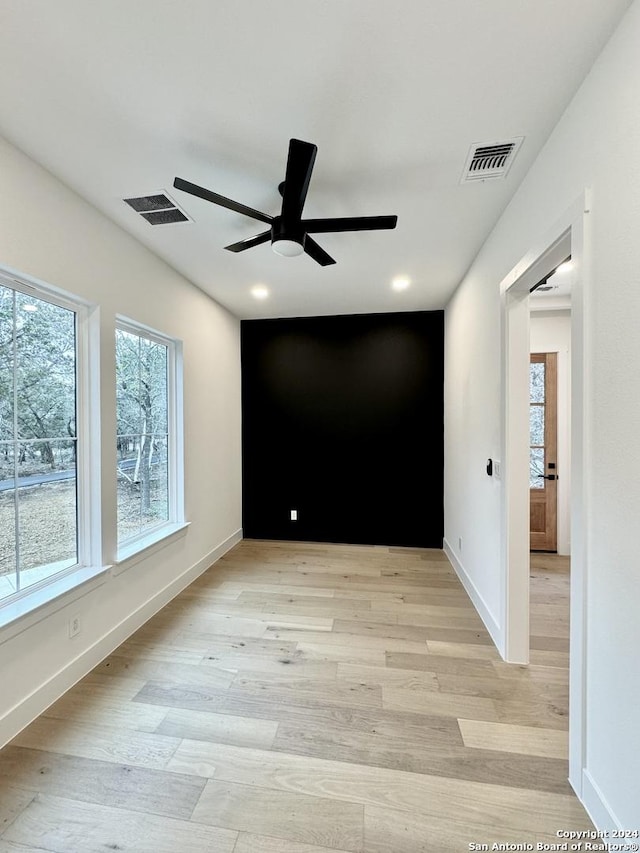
left=251, top=285, right=269, bottom=300
left=556, top=260, right=573, bottom=274
left=392, top=277, right=410, bottom=292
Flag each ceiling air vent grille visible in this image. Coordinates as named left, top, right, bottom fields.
left=461, top=137, right=524, bottom=183
left=123, top=192, right=192, bottom=224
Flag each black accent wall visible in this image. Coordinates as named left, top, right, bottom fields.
left=241, top=310, right=444, bottom=547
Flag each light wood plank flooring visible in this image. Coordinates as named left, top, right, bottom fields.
left=0, top=542, right=591, bottom=852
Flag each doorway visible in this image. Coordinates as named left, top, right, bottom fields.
left=500, top=192, right=590, bottom=797
left=529, top=259, right=573, bottom=557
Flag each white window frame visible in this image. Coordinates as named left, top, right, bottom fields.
left=115, top=316, right=184, bottom=564
left=0, top=267, right=105, bottom=629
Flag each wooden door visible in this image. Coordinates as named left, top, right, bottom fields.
left=530, top=353, right=558, bottom=551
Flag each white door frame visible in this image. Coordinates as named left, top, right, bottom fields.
left=500, top=191, right=591, bottom=796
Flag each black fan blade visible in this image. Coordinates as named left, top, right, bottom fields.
left=302, top=215, right=398, bottom=233
left=224, top=230, right=272, bottom=253
left=281, top=139, right=317, bottom=224
left=173, top=177, right=273, bottom=225
left=304, top=236, right=336, bottom=266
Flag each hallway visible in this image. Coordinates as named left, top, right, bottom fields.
left=0, top=541, right=591, bottom=852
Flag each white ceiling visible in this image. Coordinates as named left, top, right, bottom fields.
left=530, top=262, right=574, bottom=311
left=0, top=1, right=631, bottom=319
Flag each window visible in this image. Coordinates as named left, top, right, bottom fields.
left=0, top=280, right=80, bottom=601
left=115, top=321, right=181, bottom=553
left=530, top=358, right=546, bottom=488
left=0, top=272, right=182, bottom=617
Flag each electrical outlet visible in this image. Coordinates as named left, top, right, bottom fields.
left=290, top=509, right=298, bottom=521
left=69, top=616, right=81, bottom=638
left=458, top=537, right=463, bottom=551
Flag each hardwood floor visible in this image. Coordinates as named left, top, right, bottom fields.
left=0, top=541, right=590, bottom=852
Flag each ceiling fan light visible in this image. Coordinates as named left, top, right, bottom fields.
left=272, top=238, right=304, bottom=257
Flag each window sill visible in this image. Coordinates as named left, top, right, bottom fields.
left=114, top=521, right=191, bottom=574
left=0, top=563, right=111, bottom=645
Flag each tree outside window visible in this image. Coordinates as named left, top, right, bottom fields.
left=115, top=326, right=170, bottom=544
left=0, top=283, right=78, bottom=598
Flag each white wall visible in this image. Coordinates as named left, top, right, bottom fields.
left=445, top=0, right=640, bottom=828
left=530, top=309, right=571, bottom=555
left=0, top=137, right=242, bottom=745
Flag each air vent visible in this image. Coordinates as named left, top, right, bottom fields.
left=461, top=137, right=524, bottom=183
left=123, top=192, right=192, bottom=224
left=140, top=209, right=188, bottom=225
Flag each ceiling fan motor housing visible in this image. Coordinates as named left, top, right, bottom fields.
left=271, top=217, right=306, bottom=256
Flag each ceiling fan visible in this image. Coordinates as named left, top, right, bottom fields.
left=173, top=138, right=398, bottom=266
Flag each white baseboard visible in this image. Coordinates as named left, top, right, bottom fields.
left=442, top=537, right=503, bottom=654
left=581, top=769, right=623, bottom=831
left=0, top=528, right=243, bottom=748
